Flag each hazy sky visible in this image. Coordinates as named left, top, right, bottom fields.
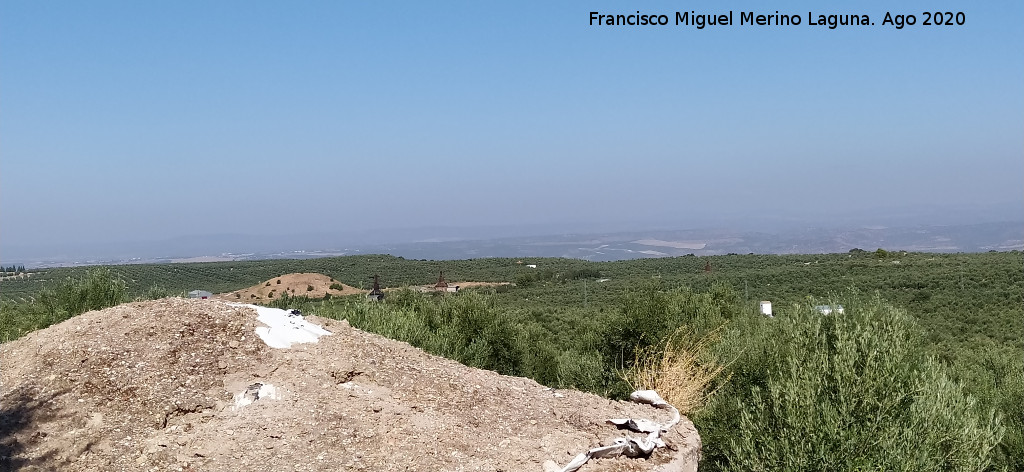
left=2, top=1, right=1022, bottom=248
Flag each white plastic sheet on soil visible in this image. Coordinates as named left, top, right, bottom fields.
left=226, top=304, right=331, bottom=409
left=229, top=303, right=332, bottom=349
left=553, top=390, right=681, bottom=472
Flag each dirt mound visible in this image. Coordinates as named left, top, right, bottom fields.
left=219, top=273, right=364, bottom=301
left=1, top=299, right=700, bottom=471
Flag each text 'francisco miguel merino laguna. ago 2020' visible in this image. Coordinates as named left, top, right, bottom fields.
left=588, top=10, right=966, bottom=30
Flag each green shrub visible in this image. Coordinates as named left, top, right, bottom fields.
left=514, top=273, right=536, bottom=287
left=555, top=349, right=607, bottom=392
left=137, top=284, right=173, bottom=301
left=462, top=311, right=526, bottom=375
left=37, top=267, right=127, bottom=323
left=952, top=346, right=1024, bottom=471
left=0, top=299, right=46, bottom=342
left=602, top=287, right=674, bottom=368
left=703, top=296, right=1004, bottom=471
left=309, top=291, right=603, bottom=391
left=564, top=268, right=603, bottom=280
left=1, top=267, right=130, bottom=341
left=602, top=283, right=735, bottom=372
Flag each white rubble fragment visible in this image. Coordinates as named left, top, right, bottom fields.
left=233, top=383, right=278, bottom=409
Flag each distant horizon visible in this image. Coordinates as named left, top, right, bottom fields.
left=6, top=198, right=1022, bottom=247
left=4, top=210, right=1020, bottom=268
left=2, top=2, right=1021, bottom=261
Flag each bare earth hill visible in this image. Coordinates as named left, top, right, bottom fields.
left=217, top=273, right=364, bottom=302
left=0, top=298, right=699, bottom=471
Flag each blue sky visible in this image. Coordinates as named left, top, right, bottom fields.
left=2, top=1, right=1022, bottom=248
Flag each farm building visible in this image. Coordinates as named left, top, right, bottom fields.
left=187, top=290, right=212, bottom=299
left=434, top=272, right=459, bottom=293
left=759, top=301, right=773, bottom=317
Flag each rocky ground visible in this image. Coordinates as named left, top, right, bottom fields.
left=1, top=298, right=699, bottom=471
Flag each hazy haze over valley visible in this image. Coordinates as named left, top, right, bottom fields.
left=1, top=2, right=1021, bottom=265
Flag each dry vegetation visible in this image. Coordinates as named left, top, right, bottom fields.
left=621, top=326, right=729, bottom=415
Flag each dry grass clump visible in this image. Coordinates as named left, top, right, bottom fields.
left=621, top=325, right=728, bottom=415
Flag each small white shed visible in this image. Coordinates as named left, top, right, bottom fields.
left=759, top=301, right=773, bottom=317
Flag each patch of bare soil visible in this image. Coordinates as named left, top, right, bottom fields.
left=0, top=272, right=33, bottom=281
left=1, top=299, right=700, bottom=471
left=414, top=281, right=512, bottom=292
left=447, top=281, right=511, bottom=289
left=217, top=273, right=364, bottom=302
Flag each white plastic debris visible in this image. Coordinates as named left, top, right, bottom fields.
left=229, top=303, right=331, bottom=349
left=545, top=387, right=566, bottom=398
left=629, top=389, right=681, bottom=430
left=629, top=389, right=667, bottom=406
left=233, top=382, right=278, bottom=409
left=555, top=389, right=681, bottom=472
left=607, top=418, right=662, bottom=434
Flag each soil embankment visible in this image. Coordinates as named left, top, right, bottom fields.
left=0, top=298, right=699, bottom=471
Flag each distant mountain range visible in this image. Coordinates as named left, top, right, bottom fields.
left=4, top=221, right=1021, bottom=268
